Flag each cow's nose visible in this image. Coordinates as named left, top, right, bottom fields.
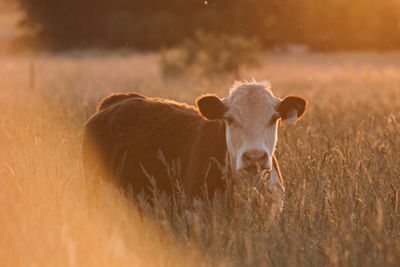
left=242, top=150, right=268, bottom=169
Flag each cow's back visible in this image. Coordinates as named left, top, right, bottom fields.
left=96, top=92, right=145, bottom=112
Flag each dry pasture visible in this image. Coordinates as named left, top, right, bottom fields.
left=1, top=52, right=400, bottom=266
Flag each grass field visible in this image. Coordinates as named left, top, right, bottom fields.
left=1, top=52, right=400, bottom=266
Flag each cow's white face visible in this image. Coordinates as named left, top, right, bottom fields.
left=222, top=85, right=280, bottom=173
left=197, top=82, right=307, bottom=176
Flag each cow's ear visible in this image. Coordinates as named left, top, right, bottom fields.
left=196, top=94, right=225, bottom=120
left=278, top=96, right=307, bottom=124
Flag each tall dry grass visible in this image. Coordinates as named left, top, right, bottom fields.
left=1, top=52, right=400, bottom=266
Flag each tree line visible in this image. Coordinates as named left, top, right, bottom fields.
left=14, top=0, right=400, bottom=51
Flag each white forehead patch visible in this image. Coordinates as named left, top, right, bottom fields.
left=224, top=81, right=279, bottom=110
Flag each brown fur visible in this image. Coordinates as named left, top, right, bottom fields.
left=196, top=94, right=225, bottom=120
left=83, top=93, right=227, bottom=199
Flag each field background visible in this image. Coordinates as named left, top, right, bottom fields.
left=1, top=52, right=400, bottom=266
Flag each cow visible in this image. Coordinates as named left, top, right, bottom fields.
left=82, top=81, right=307, bottom=207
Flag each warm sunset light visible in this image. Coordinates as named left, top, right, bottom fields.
left=1, top=0, right=400, bottom=266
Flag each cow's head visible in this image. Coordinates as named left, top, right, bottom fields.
left=196, top=81, right=307, bottom=176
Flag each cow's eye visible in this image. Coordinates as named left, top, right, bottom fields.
left=225, top=116, right=236, bottom=126
left=269, top=114, right=280, bottom=125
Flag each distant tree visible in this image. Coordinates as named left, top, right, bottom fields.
left=14, top=0, right=400, bottom=51
left=160, top=31, right=261, bottom=79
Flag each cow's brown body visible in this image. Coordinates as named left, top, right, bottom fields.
left=82, top=93, right=228, bottom=198
left=83, top=82, right=308, bottom=208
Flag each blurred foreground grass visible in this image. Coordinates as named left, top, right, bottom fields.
left=1, top=52, right=400, bottom=266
